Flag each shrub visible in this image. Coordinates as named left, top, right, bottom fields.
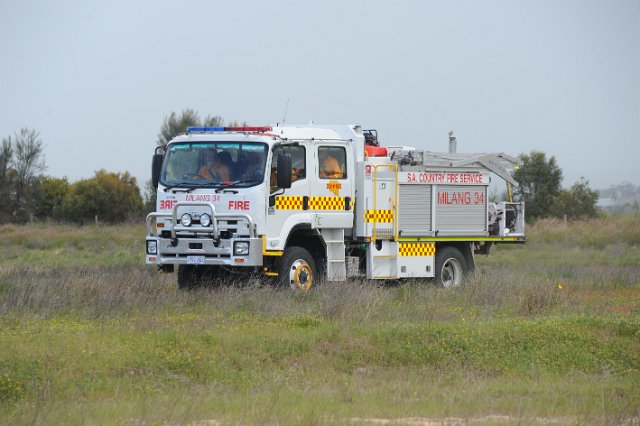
left=551, top=178, right=600, bottom=221
left=31, top=175, right=69, bottom=220
left=60, top=170, right=144, bottom=223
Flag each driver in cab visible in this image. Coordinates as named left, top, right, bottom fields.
left=197, top=150, right=230, bottom=182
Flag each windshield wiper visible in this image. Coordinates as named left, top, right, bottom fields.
left=164, top=179, right=262, bottom=194
left=214, top=179, right=262, bottom=193
left=185, top=181, right=220, bottom=193
left=163, top=183, right=192, bottom=192
left=163, top=181, right=217, bottom=192
left=214, top=180, right=242, bottom=193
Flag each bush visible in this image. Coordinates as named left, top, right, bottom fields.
left=513, top=152, right=600, bottom=222
left=550, top=178, right=600, bottom=220
left=31, top=176, right=69, bottom=221
left=60, top=170, right=144, bottom=223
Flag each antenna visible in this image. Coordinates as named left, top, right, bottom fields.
left=282, top=98, right=290, bottom=125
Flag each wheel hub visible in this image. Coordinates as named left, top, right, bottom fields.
left=441, top=258, right=462, bottom=288
left=290, top=259, right=313, bottom=292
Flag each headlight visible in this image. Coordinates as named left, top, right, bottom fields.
left=180, top=213, right=192, bottom=227
left=233, top=241, right=249, bottom=256
left=146, top=240, right=158, bottom=255
left=199, top=213, right=211, bottom=227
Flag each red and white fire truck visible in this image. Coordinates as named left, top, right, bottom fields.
left=145, top=124, right=525, bottom=290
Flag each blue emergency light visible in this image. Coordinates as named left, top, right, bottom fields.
left=186, top=127, right=225, bottom=133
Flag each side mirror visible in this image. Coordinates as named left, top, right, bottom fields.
left=276, top=153, right=292, bottom=189
left=151, top=153, right=164, bottom=188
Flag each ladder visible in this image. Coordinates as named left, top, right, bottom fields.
left=369, top=164, right=399, bottom=279
left=371, top=163, right=399, bottom=241
left=320, top=228, right=346, bottom=281
left=370, top=240, right=399, bottom=279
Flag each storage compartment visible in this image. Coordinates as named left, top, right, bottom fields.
left=434, top=185, right=488, bottom=236
left=398, top=184, right=432, bottom=236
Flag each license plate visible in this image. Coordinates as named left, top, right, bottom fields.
left=187, top=256, right=205, bottom=265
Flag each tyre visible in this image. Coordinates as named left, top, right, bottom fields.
left=434, top=246, right=468, bottom=288
left=179, top=265, right=231, bottom=289
left=278, top=246, right=317, bottom=293
left=178, top=265, right=202, bottom=290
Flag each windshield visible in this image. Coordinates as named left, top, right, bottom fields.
left=160, top=142, right=268, bottom=188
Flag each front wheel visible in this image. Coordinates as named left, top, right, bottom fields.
left=434, top=246, right=468, bottom=288
left=178, top=265, right=202, bottom=290
left=178, top=266, right=230, bottom=289
left=278, top=247, right=317, bottom=293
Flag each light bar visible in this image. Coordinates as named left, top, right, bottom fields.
left=186, top=126, right=272, bottom=133
left=225, top=126, right=272, bottom=132
left=186, top=127, right=225, bottom=132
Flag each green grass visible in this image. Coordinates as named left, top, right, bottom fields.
left=0, top=222, right=143, bottom=267
left=0, top=218, right=639, bottom=424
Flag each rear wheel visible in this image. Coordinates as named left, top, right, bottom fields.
left=278, top=247, right=317, bottom=293
left=435, top=246, right=467, bottom=288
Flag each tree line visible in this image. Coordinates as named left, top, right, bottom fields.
left=512, top=151, right=599, bottom=222
left=2, top=111, right=603, bottom=225
left=0, top=111, right=243, bottom=225
left=0, top=128, right=143, bottom=224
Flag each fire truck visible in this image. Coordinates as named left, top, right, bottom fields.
left=145, top=124, right=525, bottom=291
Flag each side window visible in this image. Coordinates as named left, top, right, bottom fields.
left=289, top=146, right=306, bottom=181
left=270, top=145, right=306, bottom=192
left=318, top=146, right=347, bottom=179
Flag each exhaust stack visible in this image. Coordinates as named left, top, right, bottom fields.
left=448, top=131, right=457, bottom=153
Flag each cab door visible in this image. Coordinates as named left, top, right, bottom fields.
left=265, top=144, right=310, bottom=250
left=309, top=143, right=354, bottom=225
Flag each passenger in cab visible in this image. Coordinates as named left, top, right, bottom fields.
left=319, top=149, right=343, bottom=179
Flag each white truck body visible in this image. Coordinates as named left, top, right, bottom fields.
left=145, top=124, right=525, bottom=289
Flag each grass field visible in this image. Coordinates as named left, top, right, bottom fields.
left=0, top=218, right=639, bottom=425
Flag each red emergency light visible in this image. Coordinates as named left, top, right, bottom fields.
left=224, top=126, right=272, bottom=132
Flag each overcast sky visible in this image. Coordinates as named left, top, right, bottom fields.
left=1, top=0, right=639, bottom=191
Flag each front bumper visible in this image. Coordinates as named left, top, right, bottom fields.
left=145, top=236, right=263, bottom=266
left=145, top=201, right=261, bottom=267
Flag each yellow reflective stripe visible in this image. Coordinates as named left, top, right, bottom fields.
left=275, top=196, right=351, bottom=211
left=275, top=196, right=303, bottom=210
left=308, top=196, right=345, bottom=210
left=399, top=243, right=435, bottom=257
left=364, top=209, right=394, bottom=223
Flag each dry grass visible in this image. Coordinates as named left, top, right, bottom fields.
left=529, top=216, right=640, bottom=248
left=0, top=265, right=597, bottom=323
left=0, top=217, right=638, bottom=424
